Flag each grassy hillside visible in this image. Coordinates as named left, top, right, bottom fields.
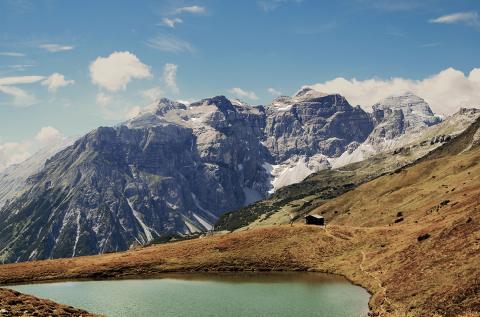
left=0, top=142, right=479, bottom=316
left=0, top=288, right=101, bottom=316
left=1, top=118, right=479, bottom=316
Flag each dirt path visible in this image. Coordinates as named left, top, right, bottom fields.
left=360, top=250, right=396, bottom=316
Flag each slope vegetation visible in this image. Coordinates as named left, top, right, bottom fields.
left=0, top=118, right=479, bottom=317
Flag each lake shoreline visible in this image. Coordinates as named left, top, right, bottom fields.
left=7, top=272, right=370, bottom=317
left=0, top=225, right=386, bottom=316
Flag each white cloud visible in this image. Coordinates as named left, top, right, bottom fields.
left=0, top=76, right=44, bottom=85
left=0, top=85, right=37, bottom=106
left=430, top=11, right=479, bottom=27
left=257, top=0, right=302, bottom=12
left=142, top=86, right=163, bottom=101
left=161, top=17, right=183, bottom=28
left=41, top=73, right=74, bottom=92
left=89, top=51, right=152, bottom=92
left=0, top=75, right=44, bottom=106
left=0, top=142, right=30, bottom=171
left=124, top=106, right=142, bottom=119
left=146, top=34, right=195, bottom=53
left=0, top=126, right=64, bottom=171
left=39, top=43, right=75, bottom=52
left=174, top=5, right=206, bottom=14
left=96, top=92, right=113, bottom=107
left=305, top=67, right=480, bottom=115
left=3, top=64, right=35, bottom=71
left=267, top=87, right=282, bottom=96
left=34, top=126, right=62, bottom=143
left=228, top=87, right=259, bottom=101
left=0, top=52, right=26, bottom=57
left=163, top=63, right=179, bottom=94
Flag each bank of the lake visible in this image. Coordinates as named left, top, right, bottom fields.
left=8, top=273, right=369, bottom=317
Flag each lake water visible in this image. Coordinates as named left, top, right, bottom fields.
left=9, top=273, right=370, bottom=317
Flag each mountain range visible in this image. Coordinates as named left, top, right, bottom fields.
left=0, top=89, right=477, bottom=263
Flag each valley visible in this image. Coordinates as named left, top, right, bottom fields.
left=2, top=2, right=480, bottom=316
left=1, top=124, right=480, bottom=316
left=0, top=91, right=479, bottom=317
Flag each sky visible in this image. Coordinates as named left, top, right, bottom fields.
left=1, top=0, right=480, bottom=169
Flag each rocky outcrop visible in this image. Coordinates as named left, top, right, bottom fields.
left=0, top=97, right=271, bottom=263
left=264, top=88, right=374, bottom=161
left=0, top=91, right=458, bottom=263
left=333, top=93, right=445, bottom=167
left=0, top=139, right=72, bottom=209
left=369, top=92, right=442, bottom=143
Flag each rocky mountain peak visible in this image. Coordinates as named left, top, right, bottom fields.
left=190, top=96, right=236, bottom=113
left=154, top=98, right=187, bottom=116
left=265, top=91, right=373, bottom=161
left=371, top=92, right=442, bottom=137
left=373, top=92, right=437, bottom=118
left=293, top=87, right=329, bottom=100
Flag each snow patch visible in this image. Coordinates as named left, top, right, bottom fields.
left=191, top=193, right=217, bottom=219
left=192, top=213, right=213, bottom=231
left=265, top=155, right=331, bottom=193
left=72, top=210, right=81, bottom=257
left=127, top=198, right=154, bottom=243
left=184, top=220, right=201, bottom=233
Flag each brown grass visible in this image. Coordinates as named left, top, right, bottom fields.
left=0, top=288, right=101, bottom=316
left=0, top=148, right=479, bottom=316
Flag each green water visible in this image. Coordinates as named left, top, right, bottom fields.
left=10, top=273, right=370, bottom=317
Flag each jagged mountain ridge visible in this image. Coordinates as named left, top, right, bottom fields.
left=215, top=107, right=480, bottom=232
left=0, top=90, right=462, bottom=262
left=0, top=96, right=272, bottom=262
left=333, top=93, right=445, bottom=167
left=0, top=138, right=73, bottom=209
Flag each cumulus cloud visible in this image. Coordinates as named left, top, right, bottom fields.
left=124, top=106, right=142, bottom=119
left=41, top=73, right=74, bottom=92
left=161, top=17, right=183, bottom=28
left=96, top=92, right=113, bottom=107
left=228, top=87, right=259, bottom=101
left=0, top=126, right=64, bottom=171
left=174, top=5, right=206, bottom=14
left=430, top=11, right=479, bottom=28
left=0, top=142, right=30, bottom=171
left=39, top=43, right=75, bottom=52
left=142, top=86, right=163, bottom=101
left=34, top=126, right=63, bottom=143
left=267, top=87, right=282, bottom=96
left=305, top=67, right=480, bottom=115
left=163, top=63, right=179, bottom=94
left=146, top=34, right=195, bottom=53
left=89, top=51, right=152, bottom=92
left=0, top=75, right=44, bottom=106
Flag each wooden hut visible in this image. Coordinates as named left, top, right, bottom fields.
left=304, top=214, right=325, bottom=226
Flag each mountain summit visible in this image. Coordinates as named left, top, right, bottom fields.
left=371, top=92, right=442, bottom=139
left=0, top=91, right=454, bottom=263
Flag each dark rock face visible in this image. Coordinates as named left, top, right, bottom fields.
left=0, top=97, right=270, bottom=262
left=264, top=88, right=374, bottom=161
left=369, top=92, right=442, bottom=143
left=0, top=91, right=419, bottom=263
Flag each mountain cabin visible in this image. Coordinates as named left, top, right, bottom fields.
left=304, top=214, right=325, bottom=226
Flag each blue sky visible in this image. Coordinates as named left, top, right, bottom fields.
left=1, top=0, right=480, bottom=167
